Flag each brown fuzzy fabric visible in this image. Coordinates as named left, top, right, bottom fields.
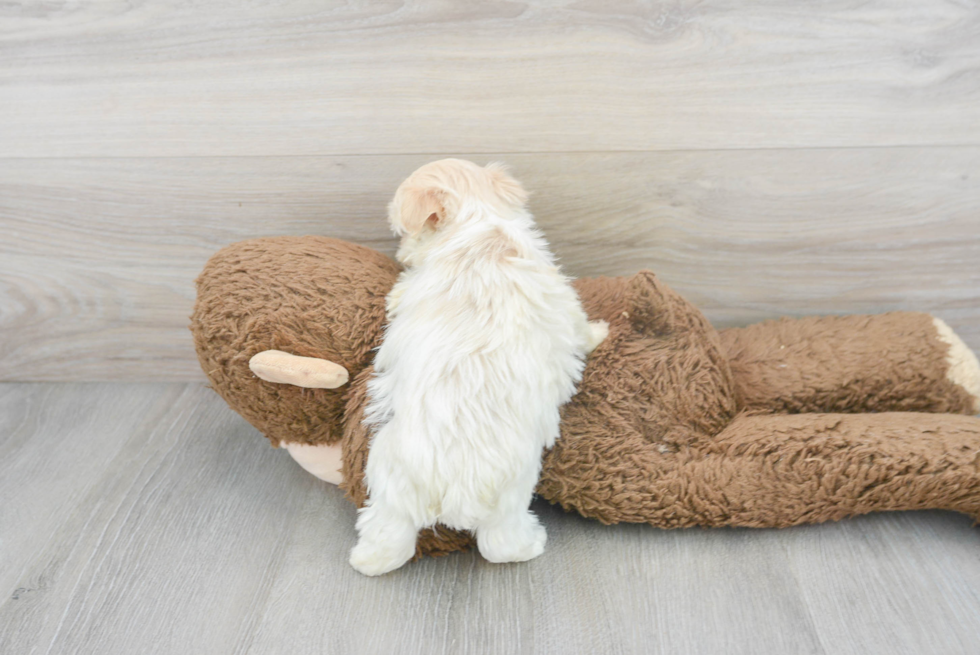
left=544, top=410, right=980, bottom=527
left=192, top=236, right=980, bottom=557
left=721, top=314, right=977, bottom=415
left=191, top=236, right=399, bottom=447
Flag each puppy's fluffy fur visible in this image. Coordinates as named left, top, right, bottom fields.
left=350, top=159, right=607, bottom=575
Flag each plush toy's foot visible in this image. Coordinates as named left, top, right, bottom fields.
left=933, top=318, right=980, bottom=414
left=280, top=441, right=344, bottom=485
left=476, top=511, right=547, bottom=564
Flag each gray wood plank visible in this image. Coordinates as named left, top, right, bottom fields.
left=786, top=512, right=980, bottom=654
left=2, top=383, right=980, bottom=654
left=0, top=382, right=185, bottom=598
left=0, top=383, right=315, bottom=655
left=2, top=149, right=978, bottom=381
left=244, top=496, right=827, bottom=655
left=1, top=1, right=978, bottom=157
left=244, top=491, right=980, bottom=655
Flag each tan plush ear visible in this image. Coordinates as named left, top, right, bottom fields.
left=249, top=350, right=350, bottom=389
left=485, top=162, right=529, bottom=208
left=391, top=186, right=447, bottom=236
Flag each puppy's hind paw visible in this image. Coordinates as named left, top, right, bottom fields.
left=478, top=517, right=547, bottom=564
left=349, top=539, right=415, bottom=576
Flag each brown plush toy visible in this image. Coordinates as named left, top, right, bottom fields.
left=191, top=236, right=980, bottom=557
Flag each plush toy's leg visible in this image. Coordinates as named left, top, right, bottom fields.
left=280, top=441, right=343, bottom=485
left=719, top=313, right=980, bottom=415
left=539, top=412, right=980, bottom=527
left=705, top=412, right=980, bottom=525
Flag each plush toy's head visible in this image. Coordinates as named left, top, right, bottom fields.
left=191, top=236, right=399, bottom=446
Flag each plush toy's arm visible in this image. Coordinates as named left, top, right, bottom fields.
left=540, top=411, right=980, bottom=528
left=719, top=313, right=980, bottom=415
left=249, top=350, right=350, bottom=389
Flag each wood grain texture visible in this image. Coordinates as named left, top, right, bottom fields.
left=1, top=1, right=979, bottom=157
left=2, top=383, right=979, bottom=654
left=786, top=513, right=980, bottom=654
left=0, top=383, right=317, bottom=655
left=0, top=383, right=184, bottom=599
left=2, top=149, right=978, bottom=380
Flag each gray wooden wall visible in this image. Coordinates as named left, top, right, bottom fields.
left=2, top=1, right=978, bottom=381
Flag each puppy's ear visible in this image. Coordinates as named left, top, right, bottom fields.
left=390, top=186, right=448, bottom=236
left=485, top=162, right=529, bottom=209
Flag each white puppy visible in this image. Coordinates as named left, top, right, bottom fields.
left=349, top=159, right=608, bottom=576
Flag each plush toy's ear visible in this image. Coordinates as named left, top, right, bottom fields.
left=249, top=350, right=350, bottom=389
left=389, top=186, right=449, bottom=236
left=485, top=161, right=529, bottom=209
left=626, top=271, right=692, bottom=336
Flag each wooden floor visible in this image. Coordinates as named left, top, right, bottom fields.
left=1, top=382, right=978, bottom=655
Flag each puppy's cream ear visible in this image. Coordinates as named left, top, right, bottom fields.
left=485, top=162, right=529, bottom=208
left=391, top=186, right=447, bottom=236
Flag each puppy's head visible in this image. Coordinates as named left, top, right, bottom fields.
left=387, top=159, right=528, bottom=264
